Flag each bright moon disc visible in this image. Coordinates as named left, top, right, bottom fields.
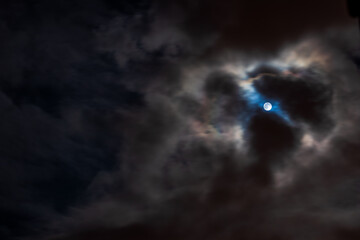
left=263, top=102, right=272, bottom=111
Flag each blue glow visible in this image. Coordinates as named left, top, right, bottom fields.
left=240, top=83, right=292, bottom=124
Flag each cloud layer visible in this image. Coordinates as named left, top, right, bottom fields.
left=0, top=1, right=360, bottom=240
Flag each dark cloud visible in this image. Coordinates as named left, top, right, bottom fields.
left=248, top=112, right=300, bottom=160
left=203, top=71, right=246, bottom=125
left=253, top=74, right=334, bottom=131
left=165, top=0, right=354, bottom=53
left=0, top=0, right=145, bottom=239
left=204, top=71, right=238, bottom=97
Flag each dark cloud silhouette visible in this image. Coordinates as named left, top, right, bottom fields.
left=248, top=113, right=300, bottom=160
left=254, top=74, right=334, bottom=131
left=203, top=71, right=246, bottom=125
left=167, top=0, right=353, bottom=53
left=204, top=71, right=238, bottom=97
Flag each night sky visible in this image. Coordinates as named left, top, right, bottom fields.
left=1, top=0, right=360, bottom=239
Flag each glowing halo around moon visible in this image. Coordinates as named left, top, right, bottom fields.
left=263, top=102, right=272, bottom=111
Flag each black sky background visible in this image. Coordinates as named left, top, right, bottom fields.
left=0, top=0, right=360, bottom=239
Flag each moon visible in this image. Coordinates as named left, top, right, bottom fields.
left=263, top=102, right=272, bottom=111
